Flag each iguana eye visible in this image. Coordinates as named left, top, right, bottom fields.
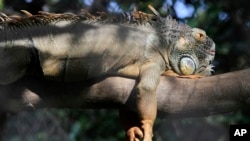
left=179, top=57, right=196, bottom=75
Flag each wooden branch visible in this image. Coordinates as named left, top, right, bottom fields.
left=1, top=69, right=250, bottom=118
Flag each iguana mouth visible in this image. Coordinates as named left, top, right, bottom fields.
left=210, top=42, right=216, bottom=55
left=205, top=42, right=216, bottom=56
left=209, top=49, right=216, bottom=55
left=201, top=48, right=215, bottom=56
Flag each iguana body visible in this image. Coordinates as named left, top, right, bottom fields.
left=0, top=9, right=215, bottom=141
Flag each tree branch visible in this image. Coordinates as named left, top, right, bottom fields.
left=1, top=69, right=250, bottom=118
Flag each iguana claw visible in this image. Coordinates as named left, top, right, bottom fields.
left=126, top=127, right=143, bottom=141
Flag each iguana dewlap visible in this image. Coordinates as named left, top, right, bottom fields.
left=0, top=10, right=215, bottom=141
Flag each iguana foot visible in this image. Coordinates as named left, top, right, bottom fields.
left=126, top=127, right=143, bottom=141
left=162, top=70, right=204, bottom=79
left=162, top=70, right=179, bottom=77
left=176, top=74, right=204, bottom=79
left=125, top=120, right=153, bottom=141
left=141, top=120, right=153, bottom=141
left=119, top=110, right=144, bottom=141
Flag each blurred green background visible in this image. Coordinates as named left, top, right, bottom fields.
left=1, top=0, right=250, bottom=141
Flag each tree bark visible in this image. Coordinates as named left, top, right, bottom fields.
left=0, top=69, right=250, bottom=118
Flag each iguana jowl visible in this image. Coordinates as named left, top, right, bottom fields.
left=0, top=9, right=215, bottom=141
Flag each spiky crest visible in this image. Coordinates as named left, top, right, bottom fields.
left=0, top=6, right=162, bottom=30
left=0, top=5, right=188, bottom=48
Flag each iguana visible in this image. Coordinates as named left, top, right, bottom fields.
left=0, top=7, right=215, bottom=141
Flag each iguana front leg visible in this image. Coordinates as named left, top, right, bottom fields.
left=135, top=62, right=161, bottom=141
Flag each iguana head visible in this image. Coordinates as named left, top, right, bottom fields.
left=168, top=27, right=215, bottom=76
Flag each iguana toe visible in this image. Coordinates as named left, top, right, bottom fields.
left=126, top=127, right=143, bottom=141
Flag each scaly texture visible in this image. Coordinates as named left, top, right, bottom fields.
left=0, top=8, right=215, bottom=141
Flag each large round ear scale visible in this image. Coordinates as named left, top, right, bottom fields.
left=192, top=28, right=206, bottom=42
left=179, top=57, right=196, bottom=75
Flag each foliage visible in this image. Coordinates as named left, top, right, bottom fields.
left=5, top=109, right=124, bottom=141
left=1, top=0, right=250, bottom=141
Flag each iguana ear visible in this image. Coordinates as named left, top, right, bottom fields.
left=192, top=28, right=206, bottom=42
